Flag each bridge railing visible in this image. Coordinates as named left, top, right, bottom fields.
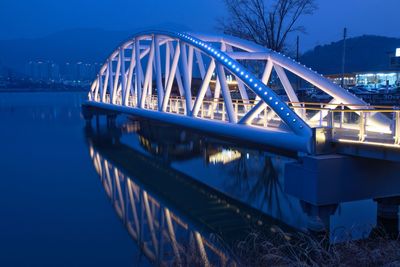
left=100, top=93, right=400, bottom=147
left=117, top=94, right=282, bottom=127
left=286, top=102, right=400, bottom=146
left=329, top=109, right=400, bottom=146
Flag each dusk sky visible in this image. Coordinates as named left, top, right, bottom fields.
left=0, top=0, right=399, bottom=50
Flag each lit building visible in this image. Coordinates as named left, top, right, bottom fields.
left=325, top=73, right=356, bottom=88
left=356, top=72, right=399, bottom=89
left=326, top=47, right=400, bottom=90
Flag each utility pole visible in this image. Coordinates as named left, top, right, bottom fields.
left=341, top=27, right=347, bottom=88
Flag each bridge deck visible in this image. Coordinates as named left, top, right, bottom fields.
left=87, top=94, right=400, bottom=151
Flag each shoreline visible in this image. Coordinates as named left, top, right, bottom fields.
left=0, top=88, right=89, bottom=93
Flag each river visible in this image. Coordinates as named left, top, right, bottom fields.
left=0, top=91, right=397, bottom=266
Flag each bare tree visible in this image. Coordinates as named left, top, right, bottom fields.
left=219, top=0, right=317, bottom=52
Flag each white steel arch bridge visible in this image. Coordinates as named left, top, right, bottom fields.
left=86, top=30, right=400, bottom=155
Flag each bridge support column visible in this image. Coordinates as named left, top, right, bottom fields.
left=285, top=154, right=400, bottom=206
left=300, top=201, right=338, bottom=233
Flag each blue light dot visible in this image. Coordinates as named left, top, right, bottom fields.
left=254, top=83, right=258, bottom=87
left=221, top=56, right=225, bottom=60
left=236, top=68, right=240, bottom=72
left=232, top=64, right=236, bottom=68
left=293, top=119, right=296, bottom=122
left=228, top=62, right=232, bottom=65
left=275, top=101, right=278, bottom=105
left=240, top=71, right=244, bottom=75
left=245, top=75, right=249, bottom=78
left=264, top=92, right=267, bottom=95
left=286, top=113, right=290, bottom=116
left=280, top=107, right=284, bottom=110
left=269, top=97, right=273, bottom=100
left=249, top=78, right=253, bottom=82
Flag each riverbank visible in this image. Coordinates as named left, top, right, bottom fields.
left=234, top=228, right=400, bottom=266
left=0, top=87, right=88, bottom=93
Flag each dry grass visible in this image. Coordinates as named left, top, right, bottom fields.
left=234, top=228, right=400, bottom=267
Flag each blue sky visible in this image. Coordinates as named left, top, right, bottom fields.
left=0, top=0, right=399, bottom=50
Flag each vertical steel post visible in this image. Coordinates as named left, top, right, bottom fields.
left=264, top=107, right=268, bottom=127
left=395, top=111, right=400, bottom=145
left=359, top=111, right=366, bottom=141
left=340, top=104, right=344, bottom=128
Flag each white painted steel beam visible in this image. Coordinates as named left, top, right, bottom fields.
left=124, top=46, right=136, bottom=106
left=108, top=61, right=114, bottom=103
left=112, top=53, right=121, bottom=104
left=169, top=42, right=184, bottom=97
left=180, top=42, right=192, bottom=115
left=154, top=35, right=164, bottom=110
left=141, top=39, right=155, bottom=108
left=239, top=101, right=268, bottom=125
left=192, top=60, right=216, bottom=116
left=120, top=48, right=127, bottom=105
left=135, top=39, right=142, bottom=106
left=195, top=50, right=212, bottom=97
left=162, top=43, right=181, bottom=111
left=217, top=64, right=237, bottom=123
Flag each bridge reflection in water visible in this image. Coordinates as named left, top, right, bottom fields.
left=90, top=146, right=233, bottom=266
left=86, top=118, right=306, bottom=266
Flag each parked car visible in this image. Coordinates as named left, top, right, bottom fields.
left=310, top=91, right=332, bottom=101
left=347, top=87, right=366, bottom=95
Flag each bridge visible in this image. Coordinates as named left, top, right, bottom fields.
left=84, top=30, right=400, bottom=159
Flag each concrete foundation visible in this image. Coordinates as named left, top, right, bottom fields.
left=285, top=154, right=400, bottom=206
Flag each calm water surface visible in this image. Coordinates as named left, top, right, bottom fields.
left=0, top=91, right=396, bottom=266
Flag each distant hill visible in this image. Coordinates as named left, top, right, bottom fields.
left=300, top=35, right=400, bottom=75
left=0, top=25, right=192, bottom=77
left=0, top=28, right=131, bottom=75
